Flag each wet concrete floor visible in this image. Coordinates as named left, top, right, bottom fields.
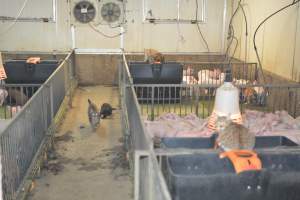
left=27, top=86, right=133, bottom=200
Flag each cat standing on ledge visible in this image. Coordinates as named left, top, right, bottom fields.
left=144, top=49, right=165, bottom=64
left=215, top=116, right=255, bottom=151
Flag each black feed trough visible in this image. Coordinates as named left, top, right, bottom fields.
left=161, top=136, right=300, bottom=200
left=4, top=60, right=60, bottom=84
left=129, top=62, right=183, bottom=103
left=161, top=135, right=298, bottom=149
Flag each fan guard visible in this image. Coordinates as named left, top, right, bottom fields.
left=73, top=1, right=96, bottom=23
left=101, top=2, right=121, bottom=23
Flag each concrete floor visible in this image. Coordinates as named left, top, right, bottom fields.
left=28, top=86, right=133, bottom=200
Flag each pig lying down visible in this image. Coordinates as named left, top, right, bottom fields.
left=144, top=110, right=300, bottom=144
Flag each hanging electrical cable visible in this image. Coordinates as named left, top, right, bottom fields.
left=253, top=0, right=300, bottom=83
left=229, top=38, right=239, bottom=65
left=195, top=0, right=210, bottom=52
left=228, top=2, right=248, bottom=65
left=225, top=0, right=242, bottom=61
left=228, top=30, right=239, bottom=65
left=239, top=3, right=248, bottom=71
left=225, top=26, right=235, bottom=57
left=89, top=23, right=126, bottom=38
left=90, top=0, right=127, bottom=37
left=221, top=0, right=242, bottom=79
left=228, top=0, right=242, bottom=33
left=239, top=4, right=248, bottom=36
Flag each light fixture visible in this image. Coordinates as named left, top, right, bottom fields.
left=208, top=69, right=242, bottom=130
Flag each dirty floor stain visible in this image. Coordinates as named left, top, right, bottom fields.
left=27, top=86, right=133, bottom=200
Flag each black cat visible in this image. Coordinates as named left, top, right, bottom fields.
left=99, top=103, right=116, bottom=119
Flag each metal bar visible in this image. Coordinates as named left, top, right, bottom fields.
left=154, top=147, right=300, bottom=156
left=1, top=84, right=41, bottom=87
left=50, top=83, right=54, bottom=119
left=133, top=83, right=300, bottom=88
left=134, top=151, right=150, bottom=200
left=0, top=51, right=76, bottom=200
left=120, top=51, right=300, bottom=200
left=151, top=86, right=154, bottom=121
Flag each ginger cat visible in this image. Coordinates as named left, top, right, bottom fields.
left=144, top=49, right=164, bottom=64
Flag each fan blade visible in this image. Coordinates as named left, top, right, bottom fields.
left=83, top=14, right=87, bottom=22
left=102, top=6, right=109, bottom=12
left=81, top=3, right=88, bottom=9
left=114, top=11, right=121, bottom=17
left=109, top=3, right=114, bottom=10
left=74, top=9, right=82, bottom=15
left=87, top=4, right=93, bottom=10
left=87, top=9, right=95, bottom=14
left=106, top=15, right=111, bottom=22
left=112, top=6, right=120, bottom=12
left=101, top=10, right=108, bottom=15
left=87, top=13, right=94, bottom=19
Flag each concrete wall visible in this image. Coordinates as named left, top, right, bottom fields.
left=0, top=0, right=71, bottom=52
left=2, top=1, right=300, bottom=83
left=0, top=0, right=228, bottom=53
left=75, top=0, right=227, bottom=53
left=231, top=0, right=300, bottom=82
left=75, top=53, right=227, bottom=85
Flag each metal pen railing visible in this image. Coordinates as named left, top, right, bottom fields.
left=120, top=53, right=171, bottom=200
left=134, top=83, right=300, bottom=120
left=0, top=51, right=76, bottom=200
left=120, top=53, right=300, bottom=200
left=0, top=84, right=41, bottom=119
left=182, top=61, right=258, bottom=85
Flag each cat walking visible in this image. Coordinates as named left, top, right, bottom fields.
left=88, top=99, right=100, bottom=130
left=99, top=103, right=116, bottom=119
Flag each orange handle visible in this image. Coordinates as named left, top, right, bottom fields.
left=220, top=150, right=262, bottom=174
left=235, top=150, right=257, bottom=158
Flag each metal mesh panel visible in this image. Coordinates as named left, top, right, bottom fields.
left=120, top=54, right=171, bottom=200
left=135, top=84, right=300, bottom=120
left=120, top=53, right=300, bottom=200
left=0, top=51, right=76, bottom=200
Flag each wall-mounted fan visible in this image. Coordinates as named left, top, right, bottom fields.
left=100, top=2, right=122, bottom=23
left=73, top=1, right=96, bottom=23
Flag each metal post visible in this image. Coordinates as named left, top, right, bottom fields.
left=151, top=86, right=155, bottom=121
left=118, top=62, right=122, bottom=91
left=122, top=62, right=126, bottom=99
left=42, top=88, right=48, bottom=132
left=148, top=157, right=153, bottom=200
left=50, top=82, right=54, bottom=120
left=195, top=86, right=200, bottom=115
left=0, top=155, right=2, bottom=200
left=134, top=153, right=140, bottom=200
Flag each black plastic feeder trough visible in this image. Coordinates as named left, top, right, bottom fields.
left=161, top=136, right=300, bottom=200
left=4, top=60, right=60, bottom=84
left=129, top=62, right=183, bottom=103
